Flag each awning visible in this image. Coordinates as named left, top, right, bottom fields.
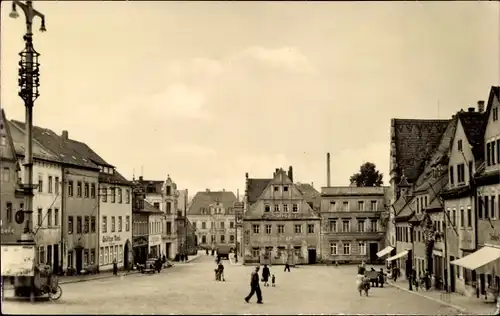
left=376, top=246, right=394, bottom=258
left=450, top=246, right=500, bottom=270
left=386, top=250, right=409, bottom=262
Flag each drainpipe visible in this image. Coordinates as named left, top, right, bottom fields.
left=60, top=167, right=66, bottom=273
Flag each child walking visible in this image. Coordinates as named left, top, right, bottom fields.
left=271, top=274, right=276, bottom=287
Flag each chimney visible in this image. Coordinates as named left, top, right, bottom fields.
left=468, top=107, right=475, bottom=112
left=62, top=130, right=68, bottom=141
left=139, top=176, right=143, bottom=182
left=206, top=188, right=210, bottom=192
left=222, top=188, right=225, bottom=192
left=327, top=152, right=331, bottom=187
left=478, top=100, right=485, bottom=113
left=245, top=172, right=249, bottom=179
left=288, top=166, right=293, bottom=182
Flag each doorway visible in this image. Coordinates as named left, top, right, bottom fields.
left=75, top=248, right=83, bottom=274
left=47, top=245, right=53, bottom=267
left=124, top=242, right=129, bottom=269
left=308, top=249, right=317, bottom=264
left=53, top=244, right=59, bottom=274
left=166, top=243, right=171, bottom=259
left=369, top=243, right=379, bottom=264
left=449, top=257, right=456, bottom=292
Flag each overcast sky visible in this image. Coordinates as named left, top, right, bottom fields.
left=1, top=1, right=499, bottom=196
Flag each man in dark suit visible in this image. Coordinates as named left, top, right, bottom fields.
left=245, top=266, right=263, bottom=304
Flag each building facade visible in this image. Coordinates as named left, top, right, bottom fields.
left=131, top=181, right=149, bottom=265
left=243, top=167, right=321, bottom=265
left=161, top=177, right=180, bottom=259
left=148, top=210, right=163, bottom=258
left=187, top=189, right=238, bottom=250
left=0, top=110, right=24, bottom=244
left=320, top=186, right=389, bottom=264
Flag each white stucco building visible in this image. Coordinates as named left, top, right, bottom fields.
left=98, top=165, right=133, bottom=271
left=148, top=212, right=163, bottom=258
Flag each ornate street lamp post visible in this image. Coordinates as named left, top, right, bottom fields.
left=10, top=0, right=46, bottom=242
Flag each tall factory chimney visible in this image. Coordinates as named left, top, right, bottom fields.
left=327, top=152, right=331, bottom=187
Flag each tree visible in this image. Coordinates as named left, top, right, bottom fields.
left=349, top=162, right=383, bottom=187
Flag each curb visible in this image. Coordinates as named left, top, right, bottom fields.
left=387, top=280, right=469, bottom=314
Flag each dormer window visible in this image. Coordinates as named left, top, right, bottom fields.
left=274, top=186, right=279, bottom=192
left=283, top=186, right=289, bottom=192
left=457, top=140, right=463, bottom=152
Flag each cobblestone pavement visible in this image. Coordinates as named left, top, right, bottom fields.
left=2, top=256, right=466, bottom=315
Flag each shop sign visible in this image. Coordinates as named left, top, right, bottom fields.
left=102, top=235, right=121, bottom=243
left=149, top=235, right=161, bottom=244
left=262, top=213, right=302, bottom=220
left=133, top=236, right=148, bottom=247
left=1, top=226, right=15, bottom=235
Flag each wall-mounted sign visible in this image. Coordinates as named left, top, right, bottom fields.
left=133, top=236, right=148, bottom=247
left=1, top=227, right=15, bottom=235
left=149, top=235, right=161, bottom=245
left=262, top=213, right=303, bottom=220
left=102, top=235, right=121, bottom=243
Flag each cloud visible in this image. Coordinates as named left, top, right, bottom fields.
left=146, top=83, right=208, bottom=119
left=236, top=46, right=317, bottom=74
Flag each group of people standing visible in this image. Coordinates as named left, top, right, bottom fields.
left=355, top=262, right=387, bottom=296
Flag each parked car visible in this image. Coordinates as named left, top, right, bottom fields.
left=140, top=259, right=158, bottom=274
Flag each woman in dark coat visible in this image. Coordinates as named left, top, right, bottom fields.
left=262, top=265, right=270, bottom=287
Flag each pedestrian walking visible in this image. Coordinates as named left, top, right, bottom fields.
left=378, top=268, right=386, bottom=288
left=271, top=274, right=276, bottom=287
left=113, top=259, right=118, bottom=276
left=262, top=265, right=270, bottom=287
left=245, top=267, right=263, bottom=304
left=218, top=261, right=225, bottom=281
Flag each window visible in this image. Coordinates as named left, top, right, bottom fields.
left=308, top=224, right=315, bottom=233
left=102, top=186, right=107, bottom=202
left=343, top=243, right=350, bottom=255
left=343, top=201, right=349, bottom=211
left=0, top=135, right=5, bottom=146
left=99, top=247, right=103, bottom=265
left=202, top=222, right=206, bottom=229
left=91, top=216, right=96, bottom=233
left=111, top=188, right=116, bottom=203
left=357, top=201, right=364, bottom=211
left=47, top=209, right=52, bottom=227
left=68, top=180, right=74, bottom=196
left=76, top=216, right=82, bottom=234
left=330, top=202, right=336, bottom=211
left=39, top=246, right=45, bottom=264
left=165, top=202, right=171, bottom=214
left=68, top=216, right=74, bottom=234
left=252, top=248, right=260, bottom=258
left=104, top=247, right=109, bottom=264
left=277, top=224, right=285, bottom=234
left=126, top=189, right=130, bottom=203
left=118, top=216, right=122, bottom=232
left=84, top=183, right=89, bottom=198
left=492, top=142, right=497, bottom=166
left=89, top=183, right=95, bottom=198
left=91, top=249, right=96, bottom=264
left=220, top=221, right=225, bottom=229
left=230, top=221, right=234, bottom=229
left=48, top=176, right=53, bottom=193
left=230, top=235, right=235, bottom=242
left=357, top=220, right=365, bottom=232
left=457, top=164, right=465, bottom=183
left=6, top=202, right=12, bottom=223
left=342, top=220, right=350, bottom=232
left=371, top=220, right=377, bottom=232
left=102, top=216, right=107, bottom=233
left=77, top=181, right=82, bottom=197
left=494, top=107, right=499, bottom=121
left=211, top=235, right=216, bottom=243
left=253, top=225, right=260, bottom=234
left=370, top=201, right=377, bottom=211
left=264, top=225, right=271, bottom=234
left=274, top=186, right=279, bottom=192
left=37, top=208, right=43, bottom=226
left=292, top=204, right=298, bottom=212
left=452, top=209, right=456, bottom=226
left=118, top=188, right=122, bottom=203
left=154, top=202, right=160, bottom=209
left=220, top=235, right=225, bottom=243
left=283, top=186, right=289, bottom=192
left=294, top=224, right=302, bottom=234
left=201, top=236, right=207, bottom=243
left=166, top=186, right=171, bottom=196
left=274, top=204, right=280, bottom=212
left=457, top=139, right=463, bottom=152
left=283, top=204, right=289, bottom=212
left=424, top=196, right=428, bottom=207
left=125, top=215, right=130, bottom=232
left=166, top=222, right=172, bottom=234
left=264, top=205, right=270, bottom=212
left=330, top=243, right=337, bottom=255
left=492, top=196, right=497, bottom=219
left=466, top=207, right=472, bottom=227
left=84, top=216, right=89, bottom=233
left=449, top=167, right=454, bottom=185
left=1, top=167, right=9, bottom=182
left=38, top=175, right=43, bottom=193
left=485, top=196, right=490, bottom=218
left=359, top=242, right=366, bottom=255
left=330, top=220, right=337, bottom=232
left=53, top=177, right=59, bottom=194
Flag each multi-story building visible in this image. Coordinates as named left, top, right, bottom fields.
left=9, top=120, right=64, bottom=273
left=148, top=208, right=163, bottom=258
left=10, top=122, right=101, bottom=275
left=131, top=180, right=148, bottom=265
left=243, top=167, right=321, bottom=265
left=320, top=185, right=389, bottom=264
left=187, top=189, right=238, bottom=249
left=0, top=110, right=24, bottom=244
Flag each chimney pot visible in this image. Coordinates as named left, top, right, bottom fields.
left=245, top=172, right=249, bottom=179
left=288, top=166, right=293, bottom=182
left=62, top=130, right=69, bottom=141
left=468, top=107, right=475, bottom=112
left=478, top=100, right=485, bottom=113
left=275, top=168, right=279, bottom=174
left=327, top=152, right=331, bottom=187
left=139, top=176, right=143, bottom=181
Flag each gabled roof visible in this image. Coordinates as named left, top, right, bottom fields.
left=457, top=111, right=486, bottom=162
left=395, top=196, right=415, bottom=219
left=484, top=86, right=500, bottom=128
left=188, top=190, right=238, bottom=215
left=143, top=200, right=163, bottom=214
left=10, top=120, right=99, bottom=170
left=296, top=183, right=320, bottom=200
left=246, top=178, right=272, bottom=205
left=392, top=119, right=450, bottom=183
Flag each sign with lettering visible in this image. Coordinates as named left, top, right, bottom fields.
left=1, top=227, right=15, bottom=235
left=102, top=235, right=121, bottom=244
left=149, top=235, right=161, bottom=245
left=133, top=236, right=148, bottom=247
left=262, top=213, right=304, bottom=220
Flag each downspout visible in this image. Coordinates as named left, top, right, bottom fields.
left=60, top=166, right=66, bottom=273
